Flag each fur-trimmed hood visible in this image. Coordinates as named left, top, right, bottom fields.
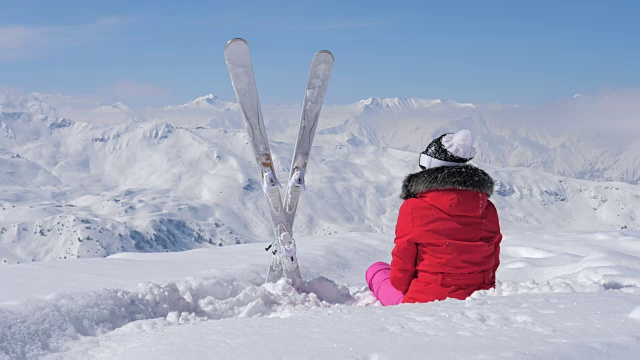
left=401, top=165, right=495, bottom=200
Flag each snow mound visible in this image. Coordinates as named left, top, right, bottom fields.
left=0, top=276, right=374, bottom=359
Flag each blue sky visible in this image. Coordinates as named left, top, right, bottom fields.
left=1, top=0, right=638, bottom=106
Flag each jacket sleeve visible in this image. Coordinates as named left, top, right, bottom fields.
left=390, top=200, right=418, bottom=293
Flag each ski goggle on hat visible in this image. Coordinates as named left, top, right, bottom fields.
left=418, top=153, right=462, bottom=170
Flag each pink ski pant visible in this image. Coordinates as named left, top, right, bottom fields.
left=365, top=261, right=404, bottom=306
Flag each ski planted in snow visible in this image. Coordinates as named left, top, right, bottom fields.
left=224, top=38, right=333, bottom=288
left=225, top=38, right=302, bottom=288
left=284, top=50, right=334, bottom=231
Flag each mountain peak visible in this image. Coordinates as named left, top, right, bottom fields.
left=195, top=93, right=222, bottom=102
left=166, top=94, right=236, bottom=110
left=356, top=96, right=453, bottom=114
left=94, top=102, right=132, bottom=112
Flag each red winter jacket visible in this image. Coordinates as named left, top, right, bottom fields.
left=390, top=166, right=502, bottom=303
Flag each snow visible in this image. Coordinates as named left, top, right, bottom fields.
left=164, top=94, right=237, bottom=111
left=2, top=88, right=640, bottom=358
left=3, top=89, right=640, bottom=182
left=3, top=118, right=638, bottom=265
left=355, top=97, right=479, bottom=113
left=1, top=232, right=640, bottom=359
left=93, top=102, right=132, bottom=113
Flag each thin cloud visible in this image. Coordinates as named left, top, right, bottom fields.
left=0, top=16, right=131, bottom=61
left=97, top=79, right=172, bottom=107
left=0, top=26, right=47, bottom=60
left=484, top=88, right=640, bottom=135
left=104, top=79, right=170, bottom=98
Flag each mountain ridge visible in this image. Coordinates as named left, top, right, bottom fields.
left=1, top=89, right=639, bottom=263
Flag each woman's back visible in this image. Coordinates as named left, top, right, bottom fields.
left=392, top=188, right=501, bottom=303
left=366, top=129, right=502, bottom=305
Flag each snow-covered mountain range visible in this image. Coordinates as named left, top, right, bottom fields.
left=1, top=90, right=639, bottom=264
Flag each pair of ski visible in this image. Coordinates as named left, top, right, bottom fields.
left=224, top=38, right=334, bottom=289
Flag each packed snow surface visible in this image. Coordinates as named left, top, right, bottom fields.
left=2, top=231, right=640, bottom=359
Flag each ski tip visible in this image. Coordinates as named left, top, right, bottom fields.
left=316, top=50, right=334, bottom=61
left=225, top=38, right=248, bottom=50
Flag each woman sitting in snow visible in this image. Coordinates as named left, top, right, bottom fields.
left=366, top=130, right=502, bottom=305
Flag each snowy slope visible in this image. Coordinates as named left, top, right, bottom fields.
left=2, top=125, right=640, bottom=264
left=1, top=231, right=640, bottom=359
left=4, top=90, right=640, bottom=183
left=2, top=91, right=640, bottom=265
left=340, top=102, right=640, bottom=184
